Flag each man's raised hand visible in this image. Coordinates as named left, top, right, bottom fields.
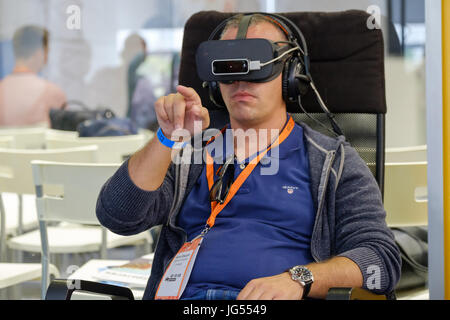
left=154, top=85, right=210, bottom=139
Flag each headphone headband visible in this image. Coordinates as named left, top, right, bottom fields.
left=207, top=12, right=309, bottom=74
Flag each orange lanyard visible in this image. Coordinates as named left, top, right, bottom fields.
left=204, top=116, right=295, bottom=229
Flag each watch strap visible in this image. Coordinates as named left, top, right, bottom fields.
left=301, top=281, right=312, bottom=300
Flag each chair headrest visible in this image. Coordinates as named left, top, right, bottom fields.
left=179, top=10, right=386, bottom=115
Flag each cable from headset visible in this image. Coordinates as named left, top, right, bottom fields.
left=274, top=41, right=305, bottom=55
left=295, top=76, right=344, bottom=137
left=296, top=95, right=340, bottom=137
left=259, top=47, right=300, bottom=67
left=247, top=46, right=301, bottom=72
left=308, top=80, right=344, bottom=136
left=273, top=41, right=306, bottom=68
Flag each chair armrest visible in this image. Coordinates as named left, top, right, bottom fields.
left=45, top=279, right=135, bottom=300
left=326, top=287, right=395, bottom=300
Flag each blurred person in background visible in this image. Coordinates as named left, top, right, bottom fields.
left=87, top=33, right=146, bottom=117
left=0, top=25, right=66, bottom=127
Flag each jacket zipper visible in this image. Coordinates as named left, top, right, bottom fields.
left=311, top=150, right=336, bottom=262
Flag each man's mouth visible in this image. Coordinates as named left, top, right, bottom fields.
left=231, top=91, right=256, bottom=101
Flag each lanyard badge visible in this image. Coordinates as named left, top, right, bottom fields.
left=155, top=116, right=295, bottom=300
left=154, top=235, right=204, bottom=300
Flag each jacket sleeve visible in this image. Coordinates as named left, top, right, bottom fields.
left=96, top=159, right=175, bottom=236
left=334, top=144, right=402, bottom=295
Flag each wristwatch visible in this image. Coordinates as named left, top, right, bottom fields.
left=288, top=265, right=314, bottom=299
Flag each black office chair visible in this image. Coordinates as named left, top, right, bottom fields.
left=46, top=10, right=391, bottom=300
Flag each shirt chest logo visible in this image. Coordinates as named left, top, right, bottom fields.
left=282, top=185, right=299, bottom=194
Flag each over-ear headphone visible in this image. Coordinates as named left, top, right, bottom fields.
left=203, top=12, right=311, bottom=113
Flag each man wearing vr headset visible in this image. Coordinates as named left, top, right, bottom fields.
left=97, top=13, right=400, bottom=300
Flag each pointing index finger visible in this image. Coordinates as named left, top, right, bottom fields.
left=176, top=85, right=201, bottom=106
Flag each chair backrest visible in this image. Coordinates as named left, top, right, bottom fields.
left=137, top=128, right=155, bottom=142
left=0, top=127, right=46, bottom=149
left=384, top=162, right=428, bottom=227
left=45, top=128, right=79, bottom=140
left=45, top=134, right=147, bottom=163
left=0, top=145, right=98, bottom=194
left=31, top=160, right=120, bottom=225
left=179, top=10, right=387, bottom=194
left=0, top=136, right=14, bottom=148
left=386, top=145, right=427, bottom=163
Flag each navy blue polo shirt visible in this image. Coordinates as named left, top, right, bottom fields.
left=177, top=121, right=315, bottom=297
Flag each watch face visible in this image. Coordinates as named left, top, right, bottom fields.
left=291, top=266, right=314, bottom=284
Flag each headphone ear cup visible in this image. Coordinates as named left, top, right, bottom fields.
left=283, top=57, right=310, bottom=113
left=288, top=57, right=310, bottom=98
left=284, top=57, right=301, bottom=102
left=282, top=59, right=290, bottom=103
left=296, top=62, right=309, bottom=96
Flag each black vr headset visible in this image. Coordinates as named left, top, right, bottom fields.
left=195, top=12, right=344, bottom=136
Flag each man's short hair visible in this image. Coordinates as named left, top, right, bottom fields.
left=220, top=13, right=288, bottom=40
left=13, top=25, right=49, bottom=59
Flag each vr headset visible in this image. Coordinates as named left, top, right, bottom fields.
left=197, top=38, right=298, bottom=83
left=195, top=12, right=344, bottom=137
left=196, top=13, right=309, bottom=87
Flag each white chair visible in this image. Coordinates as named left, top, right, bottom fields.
left=0, top=122, right=48, bottom=129
left=137, top=128, right=155, bottom=142
left=0, top=145, right=98, bottom=195
left=45, top=134, right=148, bottom=163
left=0, top=146, right=99, bottom=261
left=45, top=128, right=79, bottom=140
left=0, top=136, right=14, bottom=148
left=14, top=160, right=152, bottom=299
left=0, top=148, right=61, bottom=297
left=0, top=127, right=47, bottom=149
left=0, top=263, right=59, bottom=297
left=385, top=145, right=427, bottom=163
left=2, top=193, right=39, bottom=237
left=384, top=161, right=428, bottom=227
left=383, top=161, right=429, bottom=300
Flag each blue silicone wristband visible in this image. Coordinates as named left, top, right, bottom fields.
left=157, top=128, right=186, bottom=149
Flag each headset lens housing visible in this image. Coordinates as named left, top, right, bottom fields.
left=212, top=59, right=249, bottom=75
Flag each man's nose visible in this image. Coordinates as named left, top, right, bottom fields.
left=221, top=80, right=252, bottom=86
left=233, top=80, right=253, bottom=87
